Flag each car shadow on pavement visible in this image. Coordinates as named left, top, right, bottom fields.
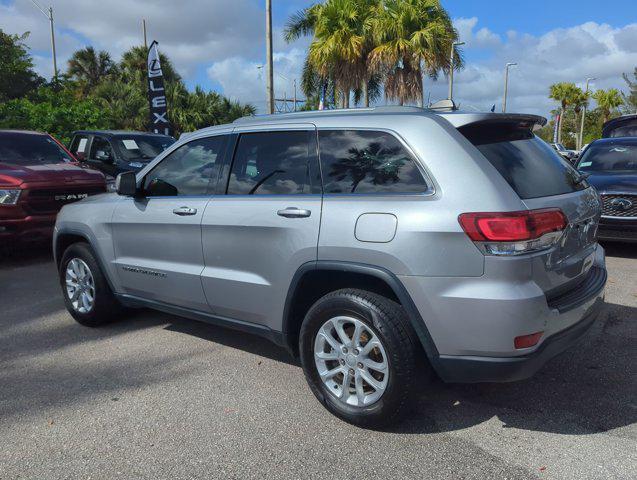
left=600, top=241, right=637, bottom=259
left=390, top=301, right=637, bottom=436
left=0, top=242, right=53, bottom=267
left=162, top=301, right=636, bottom=437
left=164, top=319, right=298, bottom=366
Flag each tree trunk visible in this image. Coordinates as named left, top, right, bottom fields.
left=557, top=107, right=564, bottom=144
left=363, top=81, right=369, bottom=108
left=419, top=73, right=425, bottom=108
left=345, top=90, right=350, bottom=109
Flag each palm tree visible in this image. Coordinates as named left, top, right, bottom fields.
left=119, top=46, right=181, bottom=88
left=67, top=47, right=116, bottom=92
left=368, top=0, right=460, bottom=106
left=549, top=82, right=581, bottom=144
left=622, top=68, right=637, bottom=114
left=592, top=88, right=624, bottom=123
left=307, top=0, right=368, bottom=108
left=285, top=0, right=376, bottom=108
left=166, top=84, right=255, bottom=133
left=93, top=79, right=147, bottom=130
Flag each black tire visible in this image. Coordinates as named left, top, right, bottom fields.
left=299, top=288, right=426, bottom=428
left=59, top=242, right=123, bottom=327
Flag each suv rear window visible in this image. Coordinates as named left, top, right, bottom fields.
left=460, top=123, right=586, bottom=199
left=318, top=130, right=428, bottom=194
left=0, top=132, right=74, bottom=166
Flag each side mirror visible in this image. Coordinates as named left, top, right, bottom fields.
left=115, top=171, right=138, bottom=196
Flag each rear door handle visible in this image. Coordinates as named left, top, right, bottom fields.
left=277, top=207, right=311, bottom=218
left=173, top=206, right=197, bottom=216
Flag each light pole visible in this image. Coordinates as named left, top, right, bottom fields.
left=578, top=77, right=595, bottom=150
left=448, top=41, right=465, bottom=102
left=257, top=67, right=299, bottom=112
left=142, top=18, right=148, bottom=49
left=265, top=0, right=274, bottom=114
left=28, top=1, right=57, bottom=81
left=502, top=62, right=517, bottom=113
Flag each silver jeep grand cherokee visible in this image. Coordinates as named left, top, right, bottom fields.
left=54, top=107, right=606, bottom=427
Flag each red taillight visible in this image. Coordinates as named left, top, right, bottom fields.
left=514, top=331, right=544, bottom=349
left=458, top=209, right=566, bottom=242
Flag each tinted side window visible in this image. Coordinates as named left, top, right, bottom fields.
left=227, top=131, right=318, bottom=195
left=144, top=136, right=227, bottom=196
left=70, top=135, right=89, bottom=158
left=89, top=136, right=114, bottom=161
left=318, top=130, right=428, bottom=194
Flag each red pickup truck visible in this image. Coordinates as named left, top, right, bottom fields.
left=0, top=130, right=106, bottom=243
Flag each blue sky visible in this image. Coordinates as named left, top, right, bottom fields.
left=1, top=0, right=636, bottom=116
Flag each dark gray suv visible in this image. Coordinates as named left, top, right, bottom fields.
left=54, top=107, right=606, bottom=427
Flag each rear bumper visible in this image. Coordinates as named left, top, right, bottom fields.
left=399, top=245, right=607, bottom=383
left=597, top=217, right=637, bottom=243
left=434, top=295, right=604, bottom=383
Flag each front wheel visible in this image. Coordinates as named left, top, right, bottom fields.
left=299, top=288, right=424, bottom=428
left=59, top=242, right=123, bottom=327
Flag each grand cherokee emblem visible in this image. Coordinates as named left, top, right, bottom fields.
left=610, top=198, right=633, bottom=211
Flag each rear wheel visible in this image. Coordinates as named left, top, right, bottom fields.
left=300, top=288, right=424, bottom=428
left=59, top=243, right=123, bottom=327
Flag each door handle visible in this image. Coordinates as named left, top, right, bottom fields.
left=172, top=206, right=197, bottom=216
left=277, top=207, right=311, bottom=218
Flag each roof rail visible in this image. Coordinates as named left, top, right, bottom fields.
left=232, top=105, right=428, bottom=123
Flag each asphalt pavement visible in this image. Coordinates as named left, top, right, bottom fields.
left=0, top=243, right=635, bottom=479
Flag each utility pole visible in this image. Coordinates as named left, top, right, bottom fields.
left=142, top=19, right=148, bottom=49
left=49, top=7, right=57, bottom=80
left=578, top=77, right=595, bottom=150
left=502, top=62, right=517, bottom=113
left=265, top=0, right=274, bottom=114
left=28, top=1, right=57, bottom=81
left=448, top=41, right=465, bottom=102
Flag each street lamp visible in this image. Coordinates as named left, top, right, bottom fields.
left=448, top=41, right=465, bottom=102
left=265, top=0, right=274, bottom=114
left=502, top=62, right=517, bottom=113
left=578, top=77, right=596, bottom=150
left=27, top=0, right=57, bottom=81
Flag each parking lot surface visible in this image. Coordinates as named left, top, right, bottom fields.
left=0, top=243, right=635, bottom=480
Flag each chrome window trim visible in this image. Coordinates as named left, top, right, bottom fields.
left=316, top=126, right=437, bottom=197
left=224, top=126, right=320, bottom=196
left=600, top=216, right=637, bottom=220
left=136, top=133, right=232, bottom=197
left=597, top=191, right=637, bottom=196
left=135, top=129, right=234, bottom=182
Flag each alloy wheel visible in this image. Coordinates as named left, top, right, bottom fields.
left=314, top=316, right=389, bottom=407
left=65, top=258, right=96, bottom=314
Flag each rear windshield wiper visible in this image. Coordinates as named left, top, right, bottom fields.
left=572, top=171, right=590, bottom=185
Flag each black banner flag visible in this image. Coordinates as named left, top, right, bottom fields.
left=147, top=41, right=172, bottom=136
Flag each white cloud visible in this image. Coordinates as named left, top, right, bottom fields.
left=0, top=0, right=265, bottom=79
left=207, top=48, right=306, bottom=109
left=430, top=19, right=637, bottom=117
left=454, top=17, right=501, bottom=49
left=1, top=1, right=635, bottom=118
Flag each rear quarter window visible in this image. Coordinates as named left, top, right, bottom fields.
left=318, top=130, right=428, bottom=194
left=460, top=123, right=586, bottom=199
